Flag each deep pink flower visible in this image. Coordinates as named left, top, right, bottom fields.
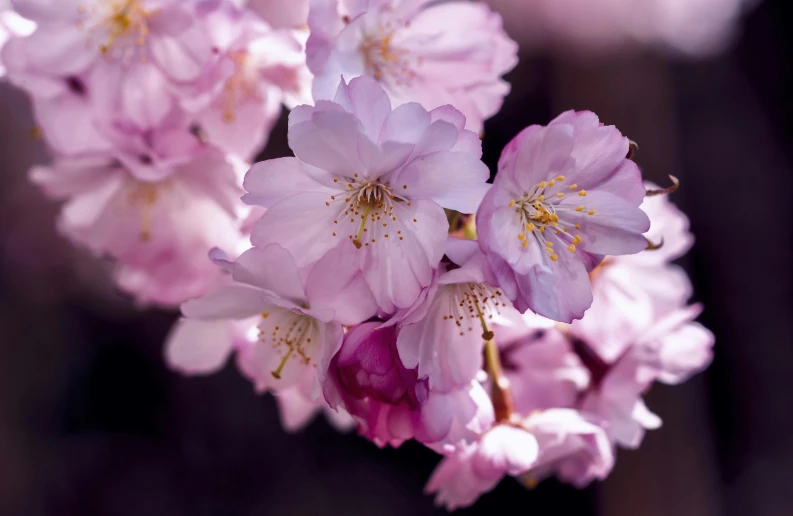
left=306, top=0, right=518, bottom=132
left=30, top=126, right=247, bottom=305
left=243, top=76, right=491, bottom=312
left=324, top=322, right=494, bottom=450
left=167, top=243, right=376, bottom=390
left=477, top=110, right=651, bottom=322
left=385, top=237, right=519, bottom=393
left=426, top=410, right=613, bottom=510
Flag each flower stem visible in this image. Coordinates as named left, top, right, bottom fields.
left=484, top=337, right=514, bottom=422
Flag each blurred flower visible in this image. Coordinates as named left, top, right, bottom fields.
left=426, top=409, right=613, bottom=510
left=477, top=110, right=650, bottom=322
left=181, top=0, right=312, bottom=160
left=243, top=76, right=490, bottom=313
left=486, top=0, right=760, bottom=57
left=492, top=311, right=590, bottom=415
left=29, top=121, right=247, bottom=306
left=306, top=0, right=517, bottom=132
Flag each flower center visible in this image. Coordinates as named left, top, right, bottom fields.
left=78, top=0, right=153, bottom=62
left=221, top=51, right=260, bottom=123
left=127, top=181, right=162, bottom=242
left=326, top=174, right=412, bottom=249
left=258, top=311, right=318, bottom=379
left=358, top=20, right=421, bottom=87
left=442, top=283, right=508, bottom=339
left=508, top=176, right=594, bottom=262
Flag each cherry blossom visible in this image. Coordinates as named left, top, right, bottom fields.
left=244, top=75, right=490, bottom=312
left=306, top=0, right=518, bottom=132
left=477, top=110, right=650, bottom=322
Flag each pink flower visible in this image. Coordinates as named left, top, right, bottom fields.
left=11, top=0, right=215, bottom=81
left=243, top=76, right=491, bottom=312
left=166, top=309, right=354, bottom=433
left=570, top=186, right=697, bottom=361
left=167, top=243, right=376, bottom=390
left=386, top=237, right=519, bottom=393
left=30, top=126, right=247, bottom=306
left=492, top=311, right=590, bottom=415
left=572, top=286, right=713, bottom=447
left=477, top=110, right=650, bottom=322
left=306, top=0, right=518, bottom=132
left=579, top=350, right=662, bottom=449
left=324, top=322, right=494, bottom=450
left=182, top=1, right=312, bottom=159
left=8, top=0, right=221, bottom=130
left=425, top=410, right=613, bottom=510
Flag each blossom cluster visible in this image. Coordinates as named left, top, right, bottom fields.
left=1, top=0, right=713, bottom=510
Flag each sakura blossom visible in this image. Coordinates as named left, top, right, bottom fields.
left=168, top=243, right=375, bottom=390
left=244, top=75, right=490, bottom=312
left=477, top=110, right=651, bottom=322
left=0, top=0, right=717, bottom=510
left=180, top=0, right=312, bottom=159
left=30, top=124, right=247, bottom=306
left=426, top=410, right=613, bottom=510
left=306, top=0, right=518, bottom=132
left=385, top=238, right=519, bottom=393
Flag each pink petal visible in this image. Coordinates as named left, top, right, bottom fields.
left=232, top=245, right=307, bottom=303
left=397, top=152, right=490, bottom=213
left=181, top=285, right=272, bottom=319
left=165, top=319, right=234, bottom=375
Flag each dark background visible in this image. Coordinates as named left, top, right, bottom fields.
left=1, top=1, right=792, bottom=514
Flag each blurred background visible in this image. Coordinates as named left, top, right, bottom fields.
left=1, top=1, right=792, bottom=514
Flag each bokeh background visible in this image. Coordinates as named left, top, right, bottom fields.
left=1, top=1, right=792, bottom=515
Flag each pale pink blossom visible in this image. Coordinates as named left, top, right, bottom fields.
left=30, top=123, right=247, bottom=305
left=167, top=310, right=354, bottom=432
left=385, top=238, right=519, bottom=393
left=306, top=0, right=518, bottom=132
left=477, top=110, right=650, bottom=322
left=492, top=311, right=590, bottom=415
left=167, top=243, right=375, bottom=391
left=9, top=0, right=222, bottom=129
left=487, top=0, right=759, bottom=57
left=579, top=349, right=662, bottom=449
left=243, top=76, right=490, bottom=312
left=324, top=322, right=494, bottom=450
left=183, top=0, right=312, bottom=159
left=426, top=410, right=613, bottom=510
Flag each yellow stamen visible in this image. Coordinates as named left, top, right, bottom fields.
left=578, top=190, right=587, bottom=197
left=575, top=205, right=584, bottom=212
left=550, top=254, right=559, bottom=262
left=567, top=244, right=576, bottom=252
